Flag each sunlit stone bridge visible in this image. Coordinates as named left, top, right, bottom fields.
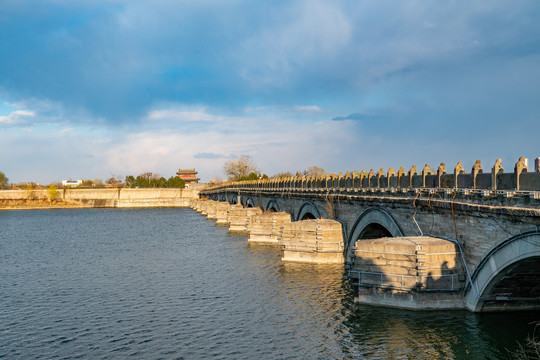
left=197, top=158, right=540, bottom=312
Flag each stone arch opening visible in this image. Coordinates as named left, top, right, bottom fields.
left=296, top=202, right=321, bottom=221
left=301, top=212, right=316, bottom=220
left=265, top=199, right=280, bottom=212
left=464, top=230, right=540, bottom=312
left=358, top=223, right=393, bottom=240
left=346, top=208, right=404, bottom=262
left=245, top=198, right=255, bottom=208
left=230, top=195, right=238, bottom=205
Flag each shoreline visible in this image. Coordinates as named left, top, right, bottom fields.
left=0, top=200, right=195, bottom=211
left=0, top=200, right=88, bottom=211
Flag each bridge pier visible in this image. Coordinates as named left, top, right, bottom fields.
left=215, top=202, right=240, bottom=225
left=191, top=199, right=203, bottom=212
left=279, top=219, right=345, bottom=263
left=350, top=236, right=465, bottom=310
left=247, top=212, right=292, bottom=244
left=228, top=207, right=263, bottom=232
left=205, top=200, right=219, bottom=219
left=200, top=200, right=215, bottom=216
left=197, top=199, right=209, bottom=214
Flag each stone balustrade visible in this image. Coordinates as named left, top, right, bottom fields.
left=202, top=157, right=540, bottom=194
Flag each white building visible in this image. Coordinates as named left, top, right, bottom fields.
left=62, top=180, right=83, bottom=187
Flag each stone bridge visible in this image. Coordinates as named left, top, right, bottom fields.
left=199, top=159, right=540, bottom=312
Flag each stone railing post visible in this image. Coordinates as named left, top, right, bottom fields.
left=337, top=172, right=344, bottom=189
left=376, top=168, right=384, bottom=188
left=408, top=165, right=417, bottom=188
left=367, top=169, right=374, bottom=188
left=491, top=158, right=503, bottom=190
left=344, top=171, right=351, bottom=188
left=471, top=160, right=483, bottom=189
left=387, top=168, right=395, bottom=188
left=397, top=166, right=405, bottom=188
left=422, top=163, right=433, bottom=187
left=515, top=156, right=527, bottom=190
left=325, top=174, right=332, bottom=189
left=359, top=170, right=367, bottom=188
left=351, top=171, right=359, bottom=188
left=453, top=161, right=465, bottom=189
left=437, top=163, right=446, bottom=188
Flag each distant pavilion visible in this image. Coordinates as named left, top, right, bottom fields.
left=176, top=169, right=200, bottom=184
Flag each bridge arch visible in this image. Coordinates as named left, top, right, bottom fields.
left=464, top=229, right=540, bottom=312
left=346, top=208, right=404, bottom=261
left=229, top=194, right=238, bottom=205
left=296, top=202, right=321, bottom=221
left=244, top=197, right=255, bottom=208
left=265, top=199, right=280, bottom=212
left=220, top=194, right=227, bottom=202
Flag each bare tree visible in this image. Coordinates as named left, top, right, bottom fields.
left=223, top=155, right=259, bottom=181
left=273, top=171, right=294, bottom=179
left=303, top=166, right=325, bottom=177
left=507, top=321, right=540, bottom=359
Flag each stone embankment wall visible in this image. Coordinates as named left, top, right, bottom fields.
left=0, top=188, right=201, bottom=208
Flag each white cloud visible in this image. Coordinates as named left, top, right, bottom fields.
left=293, top=105, right=323, bottom=112
left=0, top=110, right=35, bottom=125
left=147, top=108, right=217, bottom=122
left=100, top=111, right=361, bottom=182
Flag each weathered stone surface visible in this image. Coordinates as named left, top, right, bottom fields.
left=0, top=188, right=200, bottom=208
left=228, top=207, right=263, bottom=232
left=205, top=200, right=220, bottom=219
left=247, top=211, right=292, bottom=244
left=351, top=236, right=463, bottom=293
left=279, top=219, right=344, bottom=263
left=214, top=202, right=238, bottom=225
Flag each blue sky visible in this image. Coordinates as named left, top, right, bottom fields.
left=1, top=0, right=540, bottom=183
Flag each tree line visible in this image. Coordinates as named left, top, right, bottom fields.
left=124, top=173, right=185, bottom=188
left=0, top=171, right=185, bottom=189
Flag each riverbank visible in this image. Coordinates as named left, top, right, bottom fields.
left=0, top=187, right=203, bottom=209
left=0, top=199, right=86, bottom=210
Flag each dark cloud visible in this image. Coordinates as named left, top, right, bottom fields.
left=0, top=0, right=540, bottom=134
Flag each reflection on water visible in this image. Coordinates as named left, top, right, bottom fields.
left=1, top=208, right=538, bottom=359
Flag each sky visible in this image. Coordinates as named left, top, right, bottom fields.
left=1, top=0, right=540, bottom=184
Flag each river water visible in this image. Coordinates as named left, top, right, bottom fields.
left=1, top=208, right=538, bottom=359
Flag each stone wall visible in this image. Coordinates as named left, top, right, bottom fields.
left=0, top=188, right=200, bottom=208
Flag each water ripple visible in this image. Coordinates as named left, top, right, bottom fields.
left=1, top=208, right=539, bottom=359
